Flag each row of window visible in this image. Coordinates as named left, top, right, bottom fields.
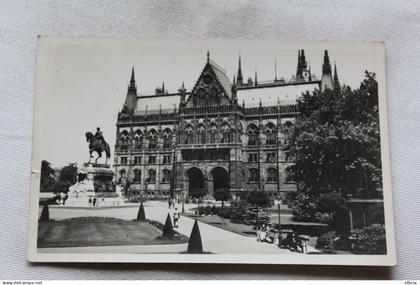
left=248, top=168, right=278, bottom=183
left=117, top=122, right=293, bottom=149
left=120, top=155, right=172, bottom=165
left=120, top=169, right=172, bottom=184
left=248, top=152, right=277, bottom=162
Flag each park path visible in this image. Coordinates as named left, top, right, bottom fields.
left=41, top=201, right=307, bottom=254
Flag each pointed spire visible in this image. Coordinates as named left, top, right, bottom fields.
left=334, top=62, right=340, bottom=88
left=162, top=81, right=165, bottom=93
left=308, top=64, right=312, bottom=81
left=237, top=54, right=243, bottom=85
left=207, top=50, right=210, bottom=63
left=274, top=59, right=277, bottom=81
left=130, top=67, right=136, bottom=86
left=182, top=81, right=185, bottom=89
left=233, top=74, right=236, bottom=85
left=321, top=50, right=334, bottom=92
left=124, top=67, right=138, bottom=116
left=254, top=69, right=258, bottom=86
left=322, top=50, right=332, bottom=75
left=301, top=49, right=307, bottom=69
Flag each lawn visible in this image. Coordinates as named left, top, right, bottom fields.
left=182, top=213, right=257, bottom=237
left=38, top=216, right=188, bottom=248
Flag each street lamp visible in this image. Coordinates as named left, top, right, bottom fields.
left=275, top=193, right=282, bottom=247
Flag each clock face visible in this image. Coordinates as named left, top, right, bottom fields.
left=203, top=74, right=213, bottom=85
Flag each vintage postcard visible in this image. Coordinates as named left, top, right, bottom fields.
left=28, top=37, right=396, bottom=265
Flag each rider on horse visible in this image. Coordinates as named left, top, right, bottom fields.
left=95, top=127, right=105, bottom=147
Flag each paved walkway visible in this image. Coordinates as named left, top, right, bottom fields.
left=40, top=201, right=313, bottom=254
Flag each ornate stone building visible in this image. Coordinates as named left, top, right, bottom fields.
left=114, top=50, right=338, bottom=199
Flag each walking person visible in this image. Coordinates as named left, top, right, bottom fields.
left=88, top=197, right=92, bottom=207
left=173, top=207, right=180, bottom=228
left=92, top=197, right=97, bottom=207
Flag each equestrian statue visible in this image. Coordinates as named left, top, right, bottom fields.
left=85, top=127, right=111, bottom=164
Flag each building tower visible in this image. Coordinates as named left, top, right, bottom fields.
left=320, top=50, right=334, bottom=92
left=296, top=49, right=309, bottom=82
left=123, top=67, right=138, bottom=116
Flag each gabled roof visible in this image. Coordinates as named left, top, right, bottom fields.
left=209, top=60, right=232, bottom=98
left=190, top=59, right=232, bottom=99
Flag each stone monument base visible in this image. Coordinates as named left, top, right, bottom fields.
left=65, top=163, right=124, bottom=207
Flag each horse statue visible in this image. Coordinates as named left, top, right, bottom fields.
left=85, top=131, right=111, bottom=164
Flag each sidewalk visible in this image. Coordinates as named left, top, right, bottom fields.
left=41, top=201, right=313, bottom=254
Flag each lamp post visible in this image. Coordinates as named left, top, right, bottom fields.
left=276, top=193, right=282, bottom=247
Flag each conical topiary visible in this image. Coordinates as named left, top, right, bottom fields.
left=187, top=219, right=203, bottom=254
left=136, top=202, right=146, bottom=221
left=162, top=213, right=174, bottom=238
left=40, top=202, right=50, bottom=222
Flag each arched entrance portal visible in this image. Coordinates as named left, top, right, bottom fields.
left=186, top=167, right=205, bottom=195
left=209, top=167, right=229, bottom=195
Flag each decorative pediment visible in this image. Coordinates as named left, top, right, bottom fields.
left=186, top=60, right=232, bottom=108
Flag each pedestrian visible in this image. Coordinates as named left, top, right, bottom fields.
left=101, top=197, right=105, bottom=207
left=92, top=197, right=96, bottom=207
left=168, top=198, right=172, bottom=209
left=88, top=197, right=92, bottom=207
left=173, top=207, right=180, bottom=228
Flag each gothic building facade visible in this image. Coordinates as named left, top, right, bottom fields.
left=114, top=50, right=339, bottom=199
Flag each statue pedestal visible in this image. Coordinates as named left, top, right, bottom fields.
left=65, top=163, right=124, bottom=207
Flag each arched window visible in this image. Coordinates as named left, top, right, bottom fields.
left=134, top=130, right=143, bottom=149
left=209, top=123, right=217, bottom=143
left=247, top=124, right=259, bottom=146
left=197, top=124, right=205, bottom=144
left=162, top=169, right=171, bottom=183
left=119, top=130, right=130, bottom=150
left=283, top=121, right=294, bottom=146
left=119, top=169, right=126, bottom=179
left=163, top=129, right=172, bottom=149
left=133, top=169, right=141, bottom=183
left=221, top=123, right=231, bottom=143
left=248, top=168, right=259, bottom=183
left=267, top=168, right=277, bottom=183
left=148, top=129, right=157, bottom=150
left=147, top=169, right=156, bottom=183
left=184, top=124, right=193, bottom=144
left=265, top=123, right=276, bottom=145
left=238, top=123, right=243, bottom=143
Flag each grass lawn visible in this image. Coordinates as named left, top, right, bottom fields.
left=38, top=216, right=188, bottom=248
left=182, top=213, right=257, bottom=237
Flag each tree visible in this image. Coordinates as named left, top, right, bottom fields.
left=136, top=201, right=146, bottom=221
left=56, top=163, right=78, bottom=193
left=189, top=188, right=206, bottom=211
left=40, top=160, right=57, bottom=193
left=246, top=190, right=271, bottom=228
left=213, top=188, right=232, bottom=223
left=187, top=219, right=203, bottom=253
left=287, top=72, right=382, bottom=198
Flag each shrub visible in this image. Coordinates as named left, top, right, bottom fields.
left=316, top=231, right=351, bottom=251
left=187, top=219, right=203, bottom=254
left=210, top=205, right=217, bottom=215
left=162, top=213, right=174, bottom=238
left=287, top=192, right=319, bottom=222
left=39, top=203, right=50, bottom=222
left=350, top=224, right=386, bottom=254
left=136, top=202, right=146, bottom=221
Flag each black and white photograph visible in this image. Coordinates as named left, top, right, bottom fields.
left=27, top=37, right=395, bottom=265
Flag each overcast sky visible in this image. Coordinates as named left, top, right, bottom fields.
left=32, top=38, right=384, bottom=168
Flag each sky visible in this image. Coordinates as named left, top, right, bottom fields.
left=32, top=38, right=384, bottom=168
